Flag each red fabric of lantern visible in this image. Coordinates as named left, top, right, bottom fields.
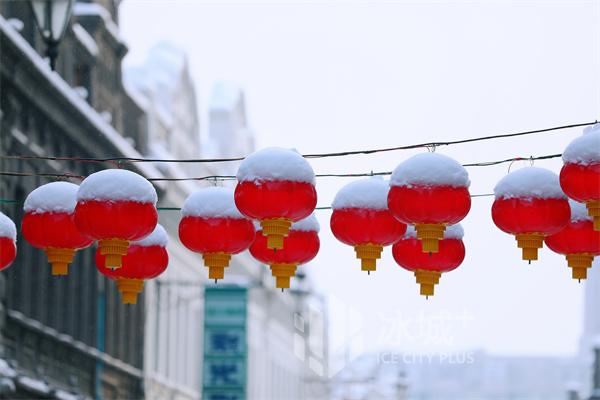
left=545, top=201, right=600, bottom=280
left=179, top=188, right=255, bottom=282
left=492, top=167, right=570, bottom=262
left=388, top=153, right=471, bottom=254
left=235, top=148, right=316, bottom=250
left=0, top=212, right=16, bottom=270
left=250, top=214, right=320, bottom=289
left=330, top=178, right=406, bottom=273
left=560, top=127, right=600, bottom=230
left=22, top=182, right=92, bottom=275
left=96, top=224, right=168, bottom=304
left=75, top=169, right=158, bottom=269
left=392, top=224, right=465, bottom=297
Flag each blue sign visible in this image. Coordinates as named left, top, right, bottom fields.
left=202, top=286, right=247, bottom=400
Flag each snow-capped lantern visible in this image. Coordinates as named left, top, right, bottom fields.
left=179, top=187, right=255, bottom=282
left=545, top=200, right=600, bottom=280
left=74, top=169, right=158, bottom=269
left=330, top=177, right=406, bottom=273
left=96, top=224, right=168, bottom=304
left=235, top=147, right=317, bottom=250
left=559, top=125, right=600, bottom=231
left=492, top=167, right=570, bottom=262
left=0, top=212, right=17, bottom=270
left=250, top=214, right=320, bottom=290
left=22, top=182, right=93, bottom=275
left=388, top=153, right=471, bottom=253
left=392, top=224, right=465, bottom=297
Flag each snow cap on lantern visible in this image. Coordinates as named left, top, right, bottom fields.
left=388, top=152, right=471, bottom=253
left=545, top=200, right=600, bottom=280
left=179, top=187, right=255, bottom=282
left=250, top=213, right=320, bottom=289
left=0, top=212, right=17, bottom=271
left=235, top=147, right=317, bottom=250
left=492, top=166, right=570, bottom=262
left=22, top=182, right=93, bottom=275
left=75, top=169, right=158, bottom=269
left=96, top=224, right=169, bottom=304
left=392, top=223, right=465, bottom=297
left=330, top=177, right=406, bottom=273
left=560, top=125, right=600, bottom=230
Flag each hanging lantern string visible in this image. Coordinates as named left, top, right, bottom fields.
left=0, top=152, right=565, bottom=183
left=0, top=121, right=594, bottom=165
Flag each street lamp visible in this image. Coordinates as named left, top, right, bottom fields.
left=29, top=0, right=74, bottom=70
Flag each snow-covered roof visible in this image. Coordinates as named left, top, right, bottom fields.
left=332, top=177, right=389, bottom=210
left=72, top=23, right=98, bottom=57
left=0, top=212, right=16, bottom=242
left=569, top=200, right=592, bottom=223
left=390, top=152, right=470, bottom=188
left=404, top=223, right=464, bottom=239
left=493, top=167, right=566, bottom=200
left=236, top=147, right=315, bottom=184
left=210, top=81, right=243, bottom=111
left=562, top=125, right=600, bottom=165
left=131, top=224, right=168, bottom=247
left=77, top=169, right=158, bottom=204
left=291, top=214, right=320, bottom=232
left=24, top=182, right=79, bottom=214
left=181, top=187, right=245, bottom=219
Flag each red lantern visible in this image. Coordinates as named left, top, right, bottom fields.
left=75, top=169, right=158, bottom=269
left=22, top=182, right=93, bottom=275
left=492, top=167, right=570, bottom=262
left=235, top=147, right=317, bottom=250
left=179, top=187, right=255, bottom=282
left=96, top=224, right=168, bottom=304
left=0, top=212, right=17, bottom=270
left=330, top=178, right=406, bottom=273
left=560, top=128, right=600, bottom=230
left=250, top=214, right=320, bottom=289
left=388, top=153, right=471, bottom=254
left=545, top=200, right=600, bottom=280
left=392, top=224, right=465, bottom=297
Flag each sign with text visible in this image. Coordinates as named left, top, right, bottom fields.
left=202, top=286, right=247, bottom=400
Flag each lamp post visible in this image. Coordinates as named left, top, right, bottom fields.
left=29, top=0, right=74, bottom=70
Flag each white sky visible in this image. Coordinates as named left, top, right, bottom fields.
left=120, top=0, right=600, bottom=357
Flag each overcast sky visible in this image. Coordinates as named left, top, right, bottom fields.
left=120, top=0, right=599, bottom=357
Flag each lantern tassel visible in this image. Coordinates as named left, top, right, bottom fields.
left=415, top=224, right=445, bottom=254
left=203, top=252, right=232, bottom=282
left=116, top=278, right=144, bottom=305
left=414, top=270, right=442, bottom=297
left=99, top=238, right=129, bottom=269
left=45, top=247, right=76, bottom=276
left=587, top=200, right=600, bottom=231
left=566, top=253, right=594, bottom=280
left=270, top=263, right=297, bottom=289
left=515, top=233, right=544, bottom=262
left=260, top=218, right=292, bottom=250
left=354, top=244, right=383, bottom=273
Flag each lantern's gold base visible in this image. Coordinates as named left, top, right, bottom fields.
left=567, top=253, right=594, bottom=280
left=203, top=252, right=232, bottom=281
left=516, top=233, right=544, bottom=262
left=270, top=263, right=298, bottom=289
left=117, top=278, right=144, bottom=304
left=99, top=238, right=129, bottom=269
left=354, top=244, right=383, bottom=273
left=45, top=247, right=75, bottom=276
left=261, top=218, right=292, bottom=250
left=414, top=270, right=442, bottom=297
left=415, top=224, right=446, bottom=253
left=587, top=200, right=600, bottom=231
